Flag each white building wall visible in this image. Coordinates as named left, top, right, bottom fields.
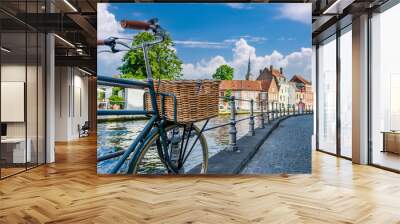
left=54, top=67, right=89, bottom=141
left=126, top=89, right=145, bottom=109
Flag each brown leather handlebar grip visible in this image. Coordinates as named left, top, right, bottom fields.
left=97, top=39, right=105, bottom=45
left=120, top=20, right=151, bottom=30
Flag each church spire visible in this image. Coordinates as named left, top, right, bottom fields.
left=245, top=56, right=251, bottom=80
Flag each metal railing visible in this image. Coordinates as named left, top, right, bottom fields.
left=97, top=94, right=314, bottom=162
left=203, top=96, right=313, bottom=151
left=97, top=101, right=128, bottom=110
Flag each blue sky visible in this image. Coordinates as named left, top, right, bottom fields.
left=97, top=3, right=312, bottom=80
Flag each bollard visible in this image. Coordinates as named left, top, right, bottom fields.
left=248, top=99, right=255, bottom=136
left=260, top=100, right=265, bottom=128
left=292, top=104, right=295, bottom=116
left=266, top=101, right=270, bottom=123
left=227, top=96, right=238, bottom=151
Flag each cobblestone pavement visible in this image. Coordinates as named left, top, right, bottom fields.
left=241, top=115, right=313, bottom=174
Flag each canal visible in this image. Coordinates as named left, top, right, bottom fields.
left=97, top=114, right=262, bottom=174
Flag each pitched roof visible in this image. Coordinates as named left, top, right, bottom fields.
left=271, top=69, right=284, bottom=78
left=260, top=79, right=277, bottom=92
left=256, top=68, right=271, bottom=80
left=219, top=79, right=278, bottom=92
left=290, top=75, right=311, bottom=85
left=256, top=67, right=285, bottom=81
left=219, top=80, right=262, bottom=91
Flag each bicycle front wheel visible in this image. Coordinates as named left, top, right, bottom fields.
left=130, top=124, right=208, bottom=174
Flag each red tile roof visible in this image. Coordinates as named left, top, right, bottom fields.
left=220, top=80, right=262, bottom=91
left=290, top=75, right=311, bottom=85
left=271, top=69, right=284, bottom=78
left=256, top=67, right=285, bottom=81
left=220, top=79, right=277, bottom=92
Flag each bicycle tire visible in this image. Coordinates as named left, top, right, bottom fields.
left=129, top=124, right=208, bottom=174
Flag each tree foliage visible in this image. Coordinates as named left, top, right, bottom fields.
left=224, top=89, right=232, bottom=102
left=109, top=95, right=124, bottom=106
left=119, top=32, right=182, bottom=80
left=212, top=64, right=234, bottom=80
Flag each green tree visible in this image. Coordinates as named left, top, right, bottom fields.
left=224, top=89, right=232, bottom=102
left=212, top=64, right=234, bottom=80
left=97, top=89, right=105, bottom=100
left=112, top=87, right=123, bottom=96
left=109, top=95, right=125, bottom=107
left=119, top=32, right=182, bottom=80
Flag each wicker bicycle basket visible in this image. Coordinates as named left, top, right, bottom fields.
left=145, top=80, right=220, bottom=124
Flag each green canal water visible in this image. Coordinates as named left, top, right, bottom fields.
left=97, top=114, right=261, bottom=174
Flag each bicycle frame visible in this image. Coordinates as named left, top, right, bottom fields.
left=97, top=21, right=210, bottom=174
left=97, top=37, right=179, bottom=174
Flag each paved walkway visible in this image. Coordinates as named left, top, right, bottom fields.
left=241, top=115, right=313, bottom=174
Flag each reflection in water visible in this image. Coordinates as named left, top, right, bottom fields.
left=97, top=114, right=260, bottom=174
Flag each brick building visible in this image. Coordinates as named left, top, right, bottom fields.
left=290, top=75, right=314, bottom=107
left=219, top=79, right=278, bottom=111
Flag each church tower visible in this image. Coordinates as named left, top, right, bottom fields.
left=245, top=56, right=252, bottom=80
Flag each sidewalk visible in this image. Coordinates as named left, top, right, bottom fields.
left=241, top=115, right=313, bottom=174
left=190, top=114, right=313, bottom=174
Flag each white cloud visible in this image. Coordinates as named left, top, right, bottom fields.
left=277, top=4, right=311, bottom=24
left=182, top=56, right=227, bottom=79
left=97, top=3, right=129, bottom=76
left=97, top=3, right=125, bottom=39
left=226, top=3, right=253, bottom=10
left=175, top=36, right=267, bottom=49
left=174, top=40, right=229, bottom=49
left=277, top=37, right=296, bottom=41
left=182, top=39, right=312, bottom=81
left=225, top=36, right=267, bottom=43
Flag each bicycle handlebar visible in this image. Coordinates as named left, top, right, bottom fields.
left=120, top=20, right=151, bottom=30
left=97, top=39, right=105, bottom=45
left=98, top=18, right=164, bottom=53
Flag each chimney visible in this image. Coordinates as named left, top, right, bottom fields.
left=280, top=67, right=283, bottom=74
left=269, top=65, right=273, bottom=71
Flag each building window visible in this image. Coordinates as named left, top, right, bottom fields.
left=317, top=35, right=337, bottom=154
left=370, top=4, right=400, bottom=171
left=340, top=26, right=352, bottom=158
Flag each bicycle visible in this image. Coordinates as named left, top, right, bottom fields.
left=97, top=19, right=210, bottom=175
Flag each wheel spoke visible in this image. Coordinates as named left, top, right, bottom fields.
left=179, top=123, right=194, bottom=169
left=133, top=124, right=208, bottom=174
left=182, top=120, right=209, bottom=166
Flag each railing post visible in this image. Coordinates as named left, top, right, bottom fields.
left=283, top=104, right=286, bottom=116
left=276, top=102, right=279, bottom=118
left=227, top=96, right=238, bottom=151
left=248, top=99, right=255, bottom=136
left=286, top=104, right=289, bottom=116
left=260, top=100, right=265, bottom=128
left=272, top=102, right=275, bottom=120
